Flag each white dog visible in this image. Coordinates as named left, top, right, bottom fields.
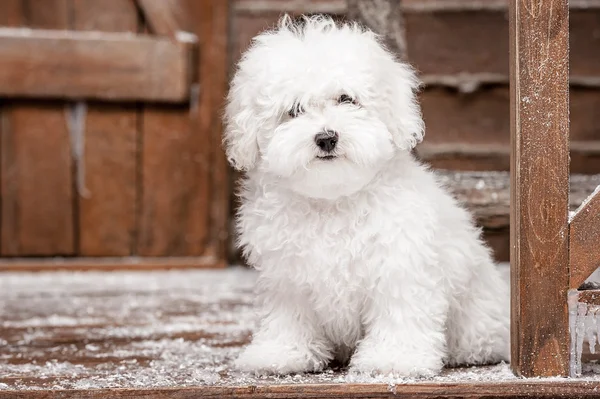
left=224, top=15, right=510, bottom=377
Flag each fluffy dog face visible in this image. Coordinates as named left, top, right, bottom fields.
left=224, top=15, right=424, bottom=199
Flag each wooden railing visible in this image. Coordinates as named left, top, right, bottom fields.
left=510, top=0, right=600, bottom=378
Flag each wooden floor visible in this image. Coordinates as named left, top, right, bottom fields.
left=2, top=267, right=600, bottom=398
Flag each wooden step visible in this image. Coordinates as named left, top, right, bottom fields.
left=439, top=170, right=600, bottom=229
left=2, top=267, right=600, bottom=398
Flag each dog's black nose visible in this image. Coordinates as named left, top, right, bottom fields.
left=315, top=131, right=338, bottom=153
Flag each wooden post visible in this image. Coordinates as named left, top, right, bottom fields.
left=509, top=0, right=570, bottom=377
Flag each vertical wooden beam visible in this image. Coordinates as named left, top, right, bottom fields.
left=138, top=0, right=229, bottom=262
left=72, top=0, right=139, bottom=256
left=0, top=0, right=75, bottom=256
left=509, top=0, right=570, bottom=377
left=192, top=0, right=231, bottom=260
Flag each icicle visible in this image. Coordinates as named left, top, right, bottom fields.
left=585, top=307, right=597, bottom=354
left=569, top=290, right=580, bottom=377
left=596, top=307, right=600, bottom=356
left=66, top=101, right=90, bottom=198
left=576, top=302, right=587, bottom=376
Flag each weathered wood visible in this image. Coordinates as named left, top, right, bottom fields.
left=0, top=28, right=197, bottom=102
left=71, top=1, right=139, bottom=257
left=136, top=0, right=186, bottom=38
left=2, top=267, right=600, bottom=397
left=0, top=1, right=75, bottom=257
left=418, top=142, right=600, bottom=174
left=138, top=0, right=229, bottom=261
left=74, top=104, right=137, bottom=256
left=570, top=189, right=600, bottom=288
left=191, top=0, right=231, bottom=259
left=0, top=103, right=75, bottom=256
left=0, top=256, right=224, bottom=271
left=509, top=0, right=570, bottom=377
left=439, top=171, right=600, bottom=229
left=138, top=105, right=209, bottom=256
left=6, top=382, right=600, bottom=399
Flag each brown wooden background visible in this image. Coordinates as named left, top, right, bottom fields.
left=0, top=0, right=229, bottom=270
left=1, top=0, right=599, bottom=269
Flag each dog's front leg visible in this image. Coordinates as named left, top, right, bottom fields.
left=349, top=265, right=448, bottom=378
left=235, top=291, right=332, bottom=375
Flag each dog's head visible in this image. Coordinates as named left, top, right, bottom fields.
left=224, top=15, right=424, bottom=200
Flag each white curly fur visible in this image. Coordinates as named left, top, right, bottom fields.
left=224, top=15, right=510, bottom=377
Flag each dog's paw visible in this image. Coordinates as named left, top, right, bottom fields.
left=349, top=344, right=442, bottom=378
left=234, top=342, right=327, bottom=375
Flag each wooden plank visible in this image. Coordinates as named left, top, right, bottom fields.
left=74, top=105, right=138, bottom=256
left=138, top=0, right=227, bottom=259
left=136, top=0, right=185, bottom=38
left=570, top=190, right=600, bottom=288
left=5, top=382, right=600, bottom=399
left=439, top=171, right=600, bottom=229
left=190, top=0, right=231, bottom=259
left=0, top=256, right=223, bottom=272
left=509, top=0, right=570, bottom=377
left=138, top=105, right=209, bottom=256
left=71, top=1, right=139, bottom=257
left=0, top=1, right=75, bottom=257
left=0, top=28, right=197, bottom=102
left=1, top=103, right=75, bottom=256
left=0, top=0, right=24, bottom=26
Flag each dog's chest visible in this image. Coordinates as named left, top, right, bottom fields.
left=242, top=193, right=377, bottom=346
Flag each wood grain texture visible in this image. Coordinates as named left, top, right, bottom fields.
left=0, top=28, right=196, bottom=102
left=191, top=0, right=231, bottom=259
left=138, top=0, right=228, bottom=260
left=6, top=382, right=600, bottom=399
left=138, top=105, right=209, bottom=256
left=71, top=1, right=139, bottom=257
left=0, top=103, right=75, bottom=256
left=0, top=1, right=74, bottom=257
left=136, top=0, right=186, bottom=38
left=509, top=0, right=570, bottom=377
left=570, top=190, right=600, bottom=289
left=75, top=105, right=138, bottom=256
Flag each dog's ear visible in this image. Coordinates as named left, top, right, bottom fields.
left=381, top=57, right=425, bottom=151
left=223, top=74, right=260, bottom=171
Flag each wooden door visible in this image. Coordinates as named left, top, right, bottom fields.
left=0, top=0, right=230, bottom=271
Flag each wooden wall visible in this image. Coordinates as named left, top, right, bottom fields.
left=0, top=0, right=230, bottom=271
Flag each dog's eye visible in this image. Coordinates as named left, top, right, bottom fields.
left=288, top=103, right=304, bottom=118
left=338, top=94, right=357, bottom=105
